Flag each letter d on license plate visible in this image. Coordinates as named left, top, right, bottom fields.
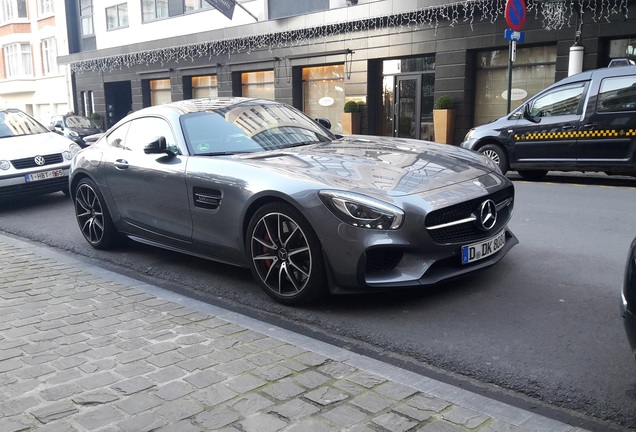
left=461, top=230, right=506, bottom=264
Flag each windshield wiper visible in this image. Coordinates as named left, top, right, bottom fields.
left=196, top=150, right=257, bottom=156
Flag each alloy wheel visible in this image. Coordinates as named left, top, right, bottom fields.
left=75, top=183, right=106, bottom=245
left=250, top=212, right=312, bottom=297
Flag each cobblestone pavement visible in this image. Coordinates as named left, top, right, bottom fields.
left=0, top=233, right=591, bottom=432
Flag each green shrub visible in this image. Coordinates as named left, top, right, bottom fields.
left=343, top=101, right=360, bottom=113
left=90, top=112, right=102, bottom=120
left=434, top=96, right=453, bottom=110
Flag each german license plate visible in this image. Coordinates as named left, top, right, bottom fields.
left=25, top=169, right=64, bottom=182
left=461, top=230, right=506, bottom=264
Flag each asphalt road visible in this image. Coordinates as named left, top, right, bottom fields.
left=1, top=172, right=635, bottom=430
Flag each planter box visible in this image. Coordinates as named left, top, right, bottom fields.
left=341, top=112, right=360, bottom=134
left=433, top=109, right=455, bottom=144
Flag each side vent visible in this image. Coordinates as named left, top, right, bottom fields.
left=193, top=187, right=222, bottom=210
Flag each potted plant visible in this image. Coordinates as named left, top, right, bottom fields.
left=341, top=101, right=361, bottom=134
left=90, top=112, right=103, bottom=129
left=433, top=96, right=455, bottom=144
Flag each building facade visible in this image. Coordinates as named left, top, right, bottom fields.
left=0, top=0, right=73, bottom=122
left=59, top=0, right=636, bottom=144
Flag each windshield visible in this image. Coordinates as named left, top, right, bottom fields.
left=65, top=115, right=99, bottom=129
left=181, top=101, right=335, bottom=156
left=0, top=109, right=49, bottom=139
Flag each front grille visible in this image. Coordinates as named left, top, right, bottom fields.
left=425, top=185, right=514, bottom=244
left=0, top=177, right=68, bottom=200
left=11, top=153, right=64, bottom=170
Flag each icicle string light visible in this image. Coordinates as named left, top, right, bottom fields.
left=71, top=0, right=630, bottom=73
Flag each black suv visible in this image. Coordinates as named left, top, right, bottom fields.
left=461, top=65, right=636, bottom=180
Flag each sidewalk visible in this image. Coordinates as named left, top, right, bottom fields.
left=0, top=233, right=590, bottom=432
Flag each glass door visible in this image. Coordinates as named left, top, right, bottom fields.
left=395, top=75, right=421, bottom=139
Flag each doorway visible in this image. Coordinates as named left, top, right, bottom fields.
left=104, top=81, right=132, bottom=128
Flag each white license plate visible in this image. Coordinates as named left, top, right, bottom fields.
left=461, top=230, right=506, bottom=264
left=25, top=169, right=65, bottom=183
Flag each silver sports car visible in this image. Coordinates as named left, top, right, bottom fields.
left=69, top=98, right=518, bottom=305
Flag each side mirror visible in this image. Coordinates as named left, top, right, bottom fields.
left=315, top=117, right=332, bottom=130
left=522, top=104, right=541, bottom=124
left=144, top=136, right=176, bottom=157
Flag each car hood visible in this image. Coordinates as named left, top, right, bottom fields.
left=240, top=136, right=498, bottom=197
left=0, top=132, right=75, bottom=159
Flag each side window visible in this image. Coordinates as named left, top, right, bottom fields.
left=105, top=121, right=130, bottom=149
left=124, top=117, right=179, bottom=153
left=597, top=76, right=636, bottom=112
left=529, top=83, right=585, bottom=118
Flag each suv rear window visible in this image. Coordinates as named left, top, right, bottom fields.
left=597, top=75, right=636, bottom=112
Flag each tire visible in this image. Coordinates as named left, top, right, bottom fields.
left=478, top=144, right=509, bottom=175
left=246, top=202, right=327, bottom=305
left=517, top=170, right=548, bottom=181
left=73, top=178, right=121, bottom=250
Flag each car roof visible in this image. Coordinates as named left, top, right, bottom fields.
left=559, top=65, right=636, bottom=85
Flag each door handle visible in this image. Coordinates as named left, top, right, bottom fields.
left=581, top=123, right=597, bottom=130
left=114, top=159, right=129, bottom=169
left=562, top=125, right=575, bottom=131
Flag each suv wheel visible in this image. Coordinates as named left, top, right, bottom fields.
left=479, top=144, right=508, bottom=174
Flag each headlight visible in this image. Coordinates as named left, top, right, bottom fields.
left=319, top=190, right=404, bottom=230
left=63, top=143, right=82, bottom=160
left=0, top=160, right=10, bottom=170
left=463, top=129, right=475, bottom=142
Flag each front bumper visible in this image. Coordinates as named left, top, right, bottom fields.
left=0, top=168, right=70, bottom=200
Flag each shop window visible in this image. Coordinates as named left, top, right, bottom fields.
left=609, top=38, right=636, bottom=64
left=474, top=46, right=556, bottom=126
left=150, top=79, right=172, bottom=105
left=192, top=75, right=218, bottom=98
left=106, top=3, right=128, bottom=30
left=241, top=71, right=274, bottom=99
left=302, top=65, right=345, bottom=133
left=142, top=0, right=168, bottom=22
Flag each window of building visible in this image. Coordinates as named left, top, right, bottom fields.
left=4, top=43, right=32, bottom=78
left=241, top=71, right=275, bottom=99
left=474, top=46, right=557, bottom=125
left=302, top=65, right=344, bottom=133
left=38, top=0, right=54, bottom=16
left=82, top=91, right=94, bottom=116
left=609, top=38, right=636, bottom=64
left=184, top=0, right=211, bottom=13
left=150, top=79, right=172, bottom=105
left=106, top=3, right=128, bottom=30
left=80, top=0, right=94, bottom=36
left=142, top=0, right=168, bottom=22
left=41, top=38, right=58, bottom=75
left=0, top=0, right=27, bottom=22
left=192, top=75, right=218, bottom=98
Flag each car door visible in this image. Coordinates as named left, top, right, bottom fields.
left=508, top=82, right=587, bottom=168
left=103, top=116, right=193, bottom=245
left=577, top=73, right=636, bottom=172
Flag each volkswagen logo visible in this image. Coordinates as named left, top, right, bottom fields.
left=477, top=199, right=497, bottom=231
left=34, top=156, right=45, bottom=166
